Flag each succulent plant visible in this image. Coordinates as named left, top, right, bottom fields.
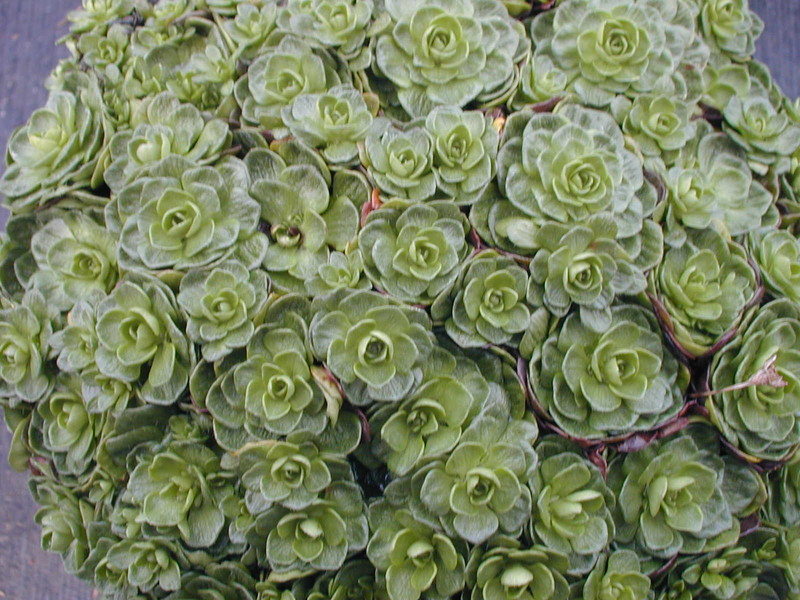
left=235, top=36, right=341, bottom=138
left=434, top=250, right=531, bottom=348
left=277, top=0, right=373, bottom=60
left=530, top=0, right=705, bottom=108
left=367, top=501, right=467, bottom=600
left=103, top=92, right=231, bottom=192
left=374, top=0, right=528, bottom=117
left=110, top=156, right=267, bottom=272
left=527, top=215, right=648, bottom=332
left=282, top=84, right=374, bottom=165
left=28, top=213, right=118, bottom=312
left=207, top=317, right=328, bottom=450
left=707, top=299, right=800, bottom=461
left=125, top=441, right=234, bottom=547
left=244, top=146, right=363, bottom=293
left=177, top=261, right=269, bottom=361
left=581, top=550, right=650, bottom=600
left=310, top=289, right=435, bottom=402
left=700, top=0, right=764, bottom=61
left=362, top=119, right=436, bottom=202
left=497, top=104, right=656, bottom=241
left=657, top=122, right=774, bottom=247
left=359, top=201, right=470, bottom=305
left=529, top=304, right=689, bottom=440
left=607, top=426, right=765, bottom=558
left=105, top=537, right=187, bottom=593
left=0, top=71, right=109, bottom=212
left=749, top=230, right=800, bottom=304
left=465, top=536, right=571, bottom=600
left=95, top=275, right=193, bottom=406
left=370, top=347, right=488, bottom=476
left=400, top=404, right=539, bottom=544
left=30, top=373, right=107, bottom=480
left=529, top=436, right=615, bottom=574
left=612, top=94, right=697, bottom=160
left=426, top=106, right=499, bottom=205
left=0, top=290, right=59, bottom=404
left=650, top=229, right=758, bottom=356
left=723, top=92, right=800, bottom=175
left=250, top=481, right=368, bottom=577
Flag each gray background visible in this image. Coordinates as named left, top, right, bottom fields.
left=0, top=1, right=798, bottom=598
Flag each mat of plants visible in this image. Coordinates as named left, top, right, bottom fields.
left=2, top=0, right=800, bottom=599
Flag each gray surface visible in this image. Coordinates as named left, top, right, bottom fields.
left=0, top=1, right=799, bottom=598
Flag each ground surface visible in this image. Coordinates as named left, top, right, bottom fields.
left=0, top=1, right=798, bottom=598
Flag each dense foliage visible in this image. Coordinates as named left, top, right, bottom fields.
left=2, top=0, right=800, bottom=598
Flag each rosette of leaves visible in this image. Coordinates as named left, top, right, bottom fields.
left=529, top=436, right=615, bottom=574
left=657, top=123, right=774, bottom=247
left=650, top=229, right=757, bottom=357
left=425, top=106, right=499, bottom=205
left=277, top=0, right=373, bottom=64
left=404, top=405, right=539, bottom=544
left=125, top=441, right=235, bottom=548
left=165, top=562, right=258, bottom=600
left=247, top=481, right=368, bottom=579
left=27, top=213, right=118, bottom=312
left=147, top=25, right=241, bottom=118
left=235, top=36, right=342, bottom=138
left=607, top=426, right=766, bottom=558
left=361, top=118, right=436, bottom=201
left=707, top=299, right=800, bottom=461
left=359, top=201, right=470, bottom=305
left=304, top=250, right=369, bottom=296
left=723, top=91, right=800, bottom=175
left=0, top=290, right=59, bottom=404
left=374, top=0, right=528, bottom=117
left=67, top=0, right=136, bottom=34
left=497, top=105, right=656, bottom=241
left=244, top=146, right=365, bottom=293
left=30, top=477, right=94, bottom=576
left=581, top=550, right=650, bottom=600
left=749, top=230, right=800, bottom=304
left=75, top=22, right=130, bottom=71
left=529, top=304, right=689, bottom=440
left=433, top=250, right=531, bottom=348
left=611, top=94, right=696, bottom=161
left=0, top=71, right=109, bottom=213
left=105, top=536, right=188, bottom=593
left=699, top=0, right=764, bottom=61
left=310, top=289, right=435, bottom=402
left=282, top=84, right=374, bottom=165
left=529, top=0, right=705, bottom=108
left=236, top=411, right=361, bottom=511
left=465, top=536, right=571, bottom=600
left=95, top=275, right=194, bottom=405
left=510, top=55, right=571, bottom=110
left=657, top=525, right=797, bottom=600
left=29, top=374, right=107, bottom=481
left=528, top=215, right=648, bottom=333
left=110, top=156, right=266, bottom=272
left=177, top=261, right=269, bottom=361
left=370, top=346, right=489, bottom=476
left=103, top=92, right=232, bottom=192
left=306, top=559, right=388, bottom=600
left=50, top=294, right=100, bottom=374
left=223, top=2, right=279, bottom=60
left=206, top=317, right=328, bottom=450
left=367, top=501, right=467, bottom=600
